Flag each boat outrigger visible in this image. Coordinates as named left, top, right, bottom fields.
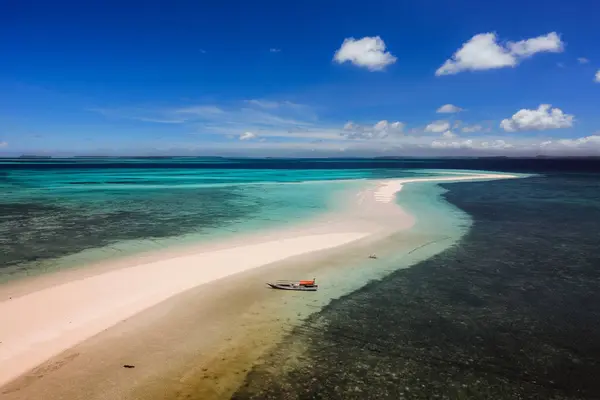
left=267, top=278, right=318, bottom=291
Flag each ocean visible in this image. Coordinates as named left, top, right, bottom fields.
left=2, top=157, right=599, bottom=399
left=0, top=158, right=449, bottom=282
left=230, top=164, right=600, bottom=400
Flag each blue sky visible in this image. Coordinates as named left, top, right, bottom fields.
left=2, top=0, right=600, bottom=156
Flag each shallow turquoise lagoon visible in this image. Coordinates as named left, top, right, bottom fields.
left=0, top=163, right=479, bottom=282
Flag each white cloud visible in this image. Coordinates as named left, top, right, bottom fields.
left=482, top=140, right=513, bottom=149
left=158, top=130, right=600, bottom=157
left=373, top=120, right=389, bottom=131
left=425, top=120, right=451, bottom=133
left=374, top=120, right=404, bottom=132
left=556, top=135, right=600, bottom=149
left=270, top=48, right=281, bottom=53
left=557, top=135, right=600, bottom=147
left=333, top=36, right=397, bottom=71
left=89, top=100, right=598, bottom=157
left=595, top=70, right=600, bottom=83
left=0, top=141, right=7, bottom=148
left=436, top=33, right=515, bottom=75
left=431, top=138, right=513, bottom=150
left=239, top=132, right=257, bottom=141
left=578, top=57, right=589, bottom=64
left=507, top=32, right=563, bottom=58
left=343, top=121, right=356, bottom=131
left=540, top=135, right=600, bottom=153
left=431, top=139, right=473, bottom=149
left=500, top=104, right=574, bottom=132
left=342, top=120, right=404, bottom=139
left=437, top=104, right=463, bottom=113
left=461, top=124, right=484, bottom=133
left=436, top=32, right=564, bottom=76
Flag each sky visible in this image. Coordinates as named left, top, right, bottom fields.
left=2, top=0, right=600, bottom=157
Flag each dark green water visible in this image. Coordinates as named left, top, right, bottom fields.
left=233, top=173, right=600, bottom=399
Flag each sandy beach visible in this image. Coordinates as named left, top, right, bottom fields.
left=0, top=172, right=518, bottom=399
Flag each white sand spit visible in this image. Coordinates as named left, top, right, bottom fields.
left=372, top=173, right=519, bottom=203
left=0, top=233, right=368, bottom=386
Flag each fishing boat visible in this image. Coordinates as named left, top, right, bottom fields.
left=267, top=279, right=318, bottom=291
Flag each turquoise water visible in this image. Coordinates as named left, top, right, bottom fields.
left=2, top=158, right=520, bottom=284
left=1, top=163, right=442, bottom=282
left=268, top=180, right=475, bottom=325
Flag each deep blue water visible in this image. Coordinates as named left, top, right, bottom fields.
left=233, top=169, right=600, bottom=399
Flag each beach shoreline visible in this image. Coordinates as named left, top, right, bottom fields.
left=0, top=172, right=519, bottom=398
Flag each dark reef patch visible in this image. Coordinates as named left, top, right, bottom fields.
left=233, top=174, right=600, bottom=400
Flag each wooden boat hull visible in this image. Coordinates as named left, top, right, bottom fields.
left=267, top=283, right=318, bottom=291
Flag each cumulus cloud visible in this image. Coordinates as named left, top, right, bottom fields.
left=342, top=120, right=404, bottom=139
left=436, top=33, right=515, bottom=75
left=595, top=70, right=600, bottom=83
left=0, top=141, right=7, bottom=148
left=333, top=36, right=397, bottom=71
left=442, top=130, right=457, bottom=139
left=507, top=32, right=564, bottom=58
left=374, top=120, right=404, bottom=132
left=578, top=57, right=589, bottom=64
left=239, top=132, right=257, bottom=140
left=437, top=104, right=463, bottom=113
left=436, top=32, right=564, bottom=76
left=269, top=48, right=281, bottom=53
left=425, top=120, right=451, bottom=133
left=500, top=104, right=574, bottom=132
